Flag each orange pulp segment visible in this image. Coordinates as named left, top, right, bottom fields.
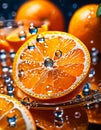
left=12, top=31, right=91, bottom=100
left=6, top=23, right=48, bottom=52
left=0, top=94, right=36, bottom=130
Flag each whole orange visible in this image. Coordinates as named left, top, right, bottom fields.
left=15, top=0, right=65, bottom=31
left=68, top=4, right=101, bottom=53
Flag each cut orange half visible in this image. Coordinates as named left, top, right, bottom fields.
left=12, top=31, right=91, bottom=100
left=0, top=94, right=36, bottom=130
left=6, top=23, right=48, bottom=52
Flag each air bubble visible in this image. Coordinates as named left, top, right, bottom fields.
left=89, top=68, right=95, bottom=78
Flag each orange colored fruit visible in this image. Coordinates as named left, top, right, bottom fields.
left=6, top=22, right=48, bottom=52
left=0, top=40, right=12, bottom=51
left=15, top=0, right=65, bottom=31
left=68, top=4, right=101, bottom=52
left=0, top=94, right=36, bottom=130
left=12, top=31, right=90, bottom=100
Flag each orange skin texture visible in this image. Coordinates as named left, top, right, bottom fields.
left=15, top=0, right=65, bottom=31
left=68, top=4, right=101, bottom=52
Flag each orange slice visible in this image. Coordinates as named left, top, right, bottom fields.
left=12, top=31, right=91, bottom=100
left=0, top=40, right=12, bottom=51
left=6, top=23, right=48, bottom=52
left=0, top=94, right=36, bottom=130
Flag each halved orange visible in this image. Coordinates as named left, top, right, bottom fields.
left=0, top=94, right=36, bottom=130
left=0, top=40, right=12, bottom=51
left=6, top=23, right=48, bottom=52
left=12, top=31, right=91, bottom=100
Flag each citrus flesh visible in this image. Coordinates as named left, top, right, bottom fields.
left=0, top=94, right=36, bottom=130
left=12, top=31, right=91, bottom=100
left=6, top=23, right=48, bottom=52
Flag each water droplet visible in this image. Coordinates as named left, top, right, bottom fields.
left=72, top=3, right=78, bottom=9
left=10, top=50, right=16, bottom=61
left=89, top=68, right=95, bottom=78
left=29, top=23, right=38, bottom=34
left=19, top=30, right=26, bottom=41
left=83, top=83, right=90, bottom=96
left=55, top=50, right=62, bottom=58
left=91, top=47, right=99, bottom=57
left=0, top=49, right=7, bottom=61
left=54, top=107, right=64, bottom=127
left=7, top=84, right=14, bottom=94
left=46, top=85, right=53, bottom=94
left=36, top=34, right=45, bottom=43
left=54, top=107, right=64, bottom=118
left=18, top=70, right=24, bottom=77
left=2, top=3, right=8, bottom=9
left=2, top=66, right=8, bottom=73
left=74, top=112, right=81, bottom=119
left=44, top=58, right=54, bottom=68
left=4, top=75, right=11, bottom=85
left=54, top=117, right=64, bottom=128
left=94, top=103, right=99, bottom=108
left=7, top=115, right=17, bottom=127
left=28, top=44, right=35, bottom=51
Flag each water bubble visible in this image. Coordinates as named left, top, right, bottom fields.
left=74, top=112, right=81, bottom=119
left=54, top=107, right=64, bottom=118
left=44, top=58, right=54, bottom=68
left=19, top=30, right=26, bottom=41
left=54, top=117, right=64, bottom=128
left=2, top=66, right=8, bottom=73
left=36, top=34, right=45, bottom=43
left=7, top=115, right=17, bottom=127
left=55, top=50, right=62, bottom=58
left=89, top=68, right=95, bottom=78
left=2, top=3, right=8, bottom=9
left=54, top=107, right=64, bottom=128
left=4, top=75, right=11, bottom=85
left=91, top=47, right=99, bottom=57
left=10, top=50, right=16, bottom=61
left=18, top=69, right=24, bottom=77
left=0, top=49, right=7, bottom=61
left=29, top=23, right=38, bottom=34
left=7, top=84, right=14, bottom=94
left=83, top=83, right=90, bottom=96
left=28, top=44, right=35, bottom=51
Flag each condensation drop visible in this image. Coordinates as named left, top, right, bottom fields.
left=19, top=30, right=26, bottom=40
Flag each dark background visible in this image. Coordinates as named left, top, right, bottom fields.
left=0, top=0, right=101, bottom=30
left=0, top=0, right=101, bottom=129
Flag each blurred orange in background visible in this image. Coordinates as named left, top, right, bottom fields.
left=68, top=4, right=101, bottom=53
left=15, top=0, right=65, bottom=31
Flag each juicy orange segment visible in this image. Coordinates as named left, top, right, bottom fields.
left=0, top=94, right=36, bottom=130
left=0, top=39, right=12, bottom=51
left=6, top=23, right=48, bottom=52
left=12, top=31, right=91, bottom=100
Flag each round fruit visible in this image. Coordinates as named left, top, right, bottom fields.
left=68, top=4, right=101, bottom=52
left=0, top=94, right=36, bottom=130
left=12, top=31, right=91, bottom=100
left=15, top=0, right=65, bottom=31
